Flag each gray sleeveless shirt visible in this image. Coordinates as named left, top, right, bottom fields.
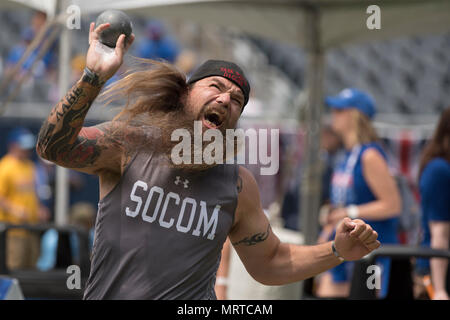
left=83, top=147, right=238, bottom=300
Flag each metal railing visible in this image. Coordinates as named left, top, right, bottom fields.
left=349, top=245, right=450, bottom=299
left=0, top=223, right=90, bottom=275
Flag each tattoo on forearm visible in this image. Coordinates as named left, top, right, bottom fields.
left=37, top=81, right=103, bottom=168
left=237, top=175, right=243, bottom=193
left=232, top=224, right=271, bottom=246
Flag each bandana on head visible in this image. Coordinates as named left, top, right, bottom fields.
left=187, top=60, right=251, bottom=108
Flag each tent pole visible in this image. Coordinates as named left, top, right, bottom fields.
left=299, top=6, right=324, bottom=244
left=298, top=5, right=325, bottom=297
left=300, top=7, right=324, bottom=244
left=55, top=0, right=71, bottom=226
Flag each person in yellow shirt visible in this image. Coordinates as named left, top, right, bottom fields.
left=0, top=127, right=46, bottom=270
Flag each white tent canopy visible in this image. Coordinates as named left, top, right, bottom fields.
left=8, top=0, right=450, bottom=50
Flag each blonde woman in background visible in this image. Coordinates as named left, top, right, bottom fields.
left=316, top=88, right=402, bottom=298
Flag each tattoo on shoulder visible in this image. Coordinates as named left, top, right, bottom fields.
left=237, top=175, right=243, bottom=193
left=232, top=224, right=271, bottom=246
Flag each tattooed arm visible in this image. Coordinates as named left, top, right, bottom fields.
left=229, top=166, right=380, bottom=286
left=37, top=80, right=115, bottom=173
left=36, top=22, right=135, bottom=175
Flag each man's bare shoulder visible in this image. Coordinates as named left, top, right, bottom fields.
left=93, top=121, right=159, bottom=170
left=92, top=121, right=158, bottom=147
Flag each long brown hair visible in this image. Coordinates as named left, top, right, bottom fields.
left=419, top=107, right=450, bottom=178
left=101, top=58, right=188, bottom=121
left=99, top=58, right=237, bottom=171
left=352, top=109, right=379, bottom=144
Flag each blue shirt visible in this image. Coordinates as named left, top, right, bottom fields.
left=330, top=142, right=399, bottom=244
left=420, top=157, right=450, bottom=224
left=416, top=158, right=450, bottom=274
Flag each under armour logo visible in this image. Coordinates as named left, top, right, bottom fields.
left=174, top=176, right=189, bottom=188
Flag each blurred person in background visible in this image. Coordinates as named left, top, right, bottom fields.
left=417, top=107, right=450, bottom=300
left=48, top=54, right=86, bottom=103
left=34, top=157, right=54, bottom=221
left=135, top=20, right=180, bottom=63
left=34, top=155, right=86, bottom=223
left=315, top=88, right=401, bottom=298
left=317, top=126, right=344, bottom=243
left=0, top=127, right=49, bottom=270
left=281, top=125, right=342, bottom=232
left=68, top=202, right=95, bottom=254
left=30, top=10, right=47, bottom=33
left=6, top=28, right=44, bottom=79
left=319, top=125, right=344, bottom=209
left=70, top=55, right=87, bottom=85
left=37, top=201, right=95, bottom=271
left=5, top=11, right=56, bottom=79
left=175, top=50, right=197, bottom=77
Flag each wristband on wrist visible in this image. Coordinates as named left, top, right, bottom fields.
left=216, top=276, right=228, bottom=286
left=346, top=205, right=359, bottom=220
left=82, top=67, right=105, bottom=87
left=332, top=241, right=345, bottom=263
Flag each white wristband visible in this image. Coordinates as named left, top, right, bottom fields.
left=216, top=276, right=228, bottom=286
left=346, top=205, right=359, bottom=220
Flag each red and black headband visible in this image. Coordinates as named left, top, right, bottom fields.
left=187, top=60, right=251, bottom=107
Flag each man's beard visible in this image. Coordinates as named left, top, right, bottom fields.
left=133, top=101, right=239, bottom=172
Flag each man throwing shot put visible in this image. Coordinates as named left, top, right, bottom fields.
left=37, top=22, right=380, bottom=299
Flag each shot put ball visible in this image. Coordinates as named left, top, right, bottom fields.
left=95, top=10, right=132, bottom=48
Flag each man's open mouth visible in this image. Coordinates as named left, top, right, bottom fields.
left=202, top=110, right=225, bottom=129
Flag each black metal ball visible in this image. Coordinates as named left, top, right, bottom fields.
left=95, top=10, right=132, bottom=48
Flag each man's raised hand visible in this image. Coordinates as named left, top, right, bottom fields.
left=86, top=22, right=135, bottom=84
